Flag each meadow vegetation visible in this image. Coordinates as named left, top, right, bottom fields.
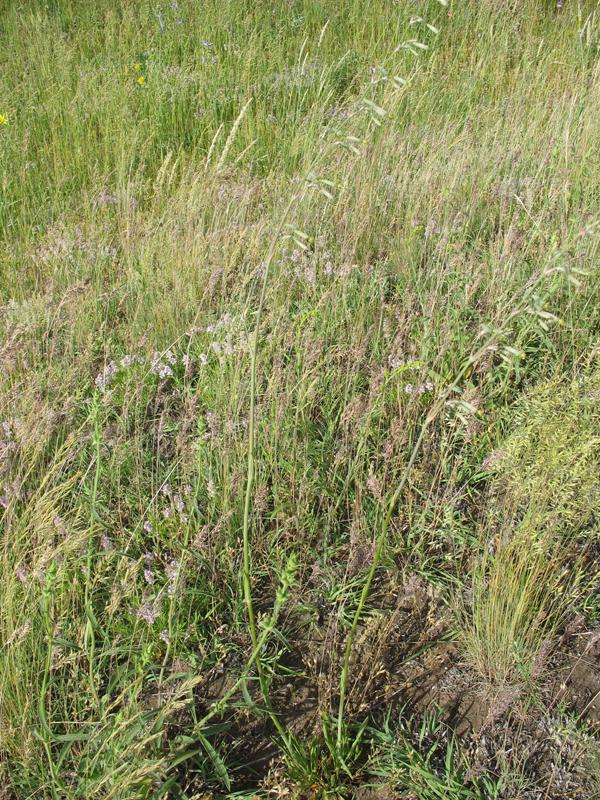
left=1, top=0, right=600, bottom=797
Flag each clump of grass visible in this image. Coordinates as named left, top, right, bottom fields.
left=461, top=368, right=600, bottom=686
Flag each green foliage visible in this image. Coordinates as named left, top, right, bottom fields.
left=1, top=0, right=599, bottom=796
left=367, top=711, right=500, bottom=800
left=461, top=368, right=600, bottom=685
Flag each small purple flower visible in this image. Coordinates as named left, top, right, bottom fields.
left=166, top=559, right=180, bottom=597
left=15, top=565, right=28, bottom=583
left=0, top=495, right=8, bottom=509
left=120, top=354, right=142, bottom=368
left=162, top=507, right=173, bottom=519
left=95, top=360, right=118, bottom=392
left=143, top=551, right=156, bottom=565
left=144, top=568, right=155, bottom=585
left=404, top=383, right=414, bottom=395
left=100, top=534, right=113, bottom=551
left=143, top=520, right=153, bottom=533
left=135, top=600, right=160, bottom=625
left=150, top=353, right=174, bottom=379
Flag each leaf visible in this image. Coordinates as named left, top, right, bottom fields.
left=197, top=731, right=231, bottom=789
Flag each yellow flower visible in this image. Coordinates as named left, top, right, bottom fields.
left=137, top=76, right=146, bottom=85
left=135, top=62, right=142, bottom=72
left=0, top=114, right=7, bottom=125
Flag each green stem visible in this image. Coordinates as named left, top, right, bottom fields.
left=241, top=196, right=298, bottom=747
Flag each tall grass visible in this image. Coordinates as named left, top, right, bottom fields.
left=1, top=0, right=600, bottom=797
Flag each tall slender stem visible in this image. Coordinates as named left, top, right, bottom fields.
left=241, top=196, right=298, bottom=744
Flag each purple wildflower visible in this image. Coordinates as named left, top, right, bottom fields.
left=166, top=559, right=180, bottom=597
left=15, top=565, right=28, bottom=583
left=119, top=354, right=142, bottom=368
left=150, top=352, right=174, bottom=379
left=135, top=600, right=160, bottom=625
left=95, top=360, right=118, bottom=392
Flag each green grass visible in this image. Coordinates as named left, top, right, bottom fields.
left=1, top=0, right=600, bottom=797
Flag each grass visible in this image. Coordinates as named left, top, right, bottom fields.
left=1, top=0, right=600, bottom=797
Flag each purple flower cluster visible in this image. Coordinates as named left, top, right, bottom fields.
left=94, top=355, right=142, bottom=393
left=0, top=478, right=24, bottom=509
left=144, top=568, right=155, bottom=585
left=151, top=349, right=176, bottom=379
left=156, top=1, right=183, bottom=32
left=15, top=564, right=28, bottom=583
left=157, top=482, right=190, bottom=524
left=404, top=381, right=434, bottom=395
left=135, top=599, right=161, bottom=625
left=166, top=559, right=180, bottom=597
left=95, top=361, right=117, bottom=391
left=1, top=420, right=19, bottom=462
